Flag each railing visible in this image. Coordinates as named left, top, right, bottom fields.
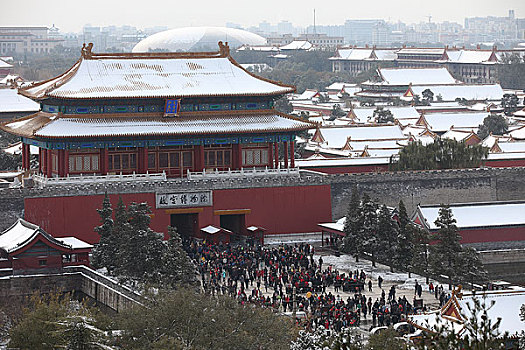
left=187, top=167, right=300, bottom=180
left=33, top=171, right=167, bottom=187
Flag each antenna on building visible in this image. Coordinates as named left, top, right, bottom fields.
left=426, top=15, right=432, bottom=23
left=313, top=9, right=317, bottom=34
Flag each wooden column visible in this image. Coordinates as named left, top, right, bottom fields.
left=38, top=148, right=43, bottom=174
left=274, top=142, right=279, bottom=168
left=41, top=148, right=46, bottom=175
left=58, top=149, right=66, bottom=177
left=268, top=143, right=273, bottom=169
left=46, top=149, right=52, bottom=177
left=64, top=150, right=69, bottom=176
left=22, top=143, right=29, bottom=170
left=283, top=141, right=289, bottom=168
left=143, top=147, right=149, bottom=173
left=233, top=143, right=242, bottom=170
left=195, top=145, right=204, bottom=172
left=100, top=148, right=108, bottom=175
left=290, top=140, right=295, bottom=168
left=137, top=147, right=145, bottom=173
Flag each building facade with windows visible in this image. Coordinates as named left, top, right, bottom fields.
left=3, top=43, right=332, bottom=244
left=3, top=42, right=312, bottom=178
left=0, top=26, right=64, bottom=54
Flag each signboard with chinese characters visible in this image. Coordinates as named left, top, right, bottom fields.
left=156, top=191, right=212, bottom=208
left=164, top=99, right=181, bottom=117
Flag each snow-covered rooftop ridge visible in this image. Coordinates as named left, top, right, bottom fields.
left=56, top=237, right=93, bottom=250
left=378, top=67, right=458, bottom=85
left=417, top=201, right=525, bottom=230
left=311, top=125, right=407, bottom=149
left=0, top=219, right=40, bottom=253
left=20, top=50, right=294, bottom=100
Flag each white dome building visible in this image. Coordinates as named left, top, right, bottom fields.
left=133, top=27, right=266, bottom=53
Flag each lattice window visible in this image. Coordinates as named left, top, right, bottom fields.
left=91, top=155, right=99, bottom=171
left=83, top=156, right=91, bottom=171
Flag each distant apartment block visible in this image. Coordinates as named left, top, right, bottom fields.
left=0, top=26, right=64, bottom=54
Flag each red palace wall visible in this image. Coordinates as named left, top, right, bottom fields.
left=458, top=226, right=525, bottom=244
left=24, top=185, right=332, bottom=244
left=484, top=159, right=525, bottom=168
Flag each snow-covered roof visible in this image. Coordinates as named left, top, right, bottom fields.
left=378, top=67, right=458, bottom=85
left=496, top=141, right=525, bottom=153
left=332, top=48, right=374, bottom=60
left=0, top=89, right=40, bottom=113
left=310, top=125, right=406, bottom=149
left=481, top=134, right=511, bottom=148
left=297, top=89, right=319, bottom=100
left=132, top=27, right=267, bottom=52
left=422, top=112, right=488, bottom=133
left=409, top=84, right=503, bottom=102
left=0, top=59, right=13, bottom=69
left=410, top=288, right=525, bottom=337
left=374, top=49, right=398, bottom=61
left=6, top=111, right=312, bottom=139
left=509, top=125, right=525, bottom=140
left=0, top=219, right=71, bottom=254
left=280, top=41, right=313, bottom=50
left=446, top=50, right=497, bottom=64
left=296, top=156, right=391, bottom=168
left=56, top=237, right=93, bottom=250
left=441, top=129, right=477, bottom=142
left=201, top=225, right=221, bottom=234
left=20, top=50, right=294, bottom=100
left=487, top=151, right=525, bottom=160
left=351, top=107, right=420, bottom=124
left=416, top=201, right=525, bottom=230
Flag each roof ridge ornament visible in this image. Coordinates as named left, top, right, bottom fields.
left=81, top=43, right=94, bottom=59
left=218, top=41, right=230, bottom=57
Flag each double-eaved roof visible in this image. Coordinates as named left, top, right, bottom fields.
left=19, top=44, right=295, bottom=100
left=4, top=110, right=310, bottom=139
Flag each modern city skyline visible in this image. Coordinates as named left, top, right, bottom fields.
left=2, top=0, right=524, bottom=33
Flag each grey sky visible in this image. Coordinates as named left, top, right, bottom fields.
left=2, top=0, right=524, bottom=33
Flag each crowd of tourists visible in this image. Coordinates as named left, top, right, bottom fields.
left=184, top=240, right=438, bottom=330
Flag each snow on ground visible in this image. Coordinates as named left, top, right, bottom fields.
left=315, top=253, right=440, bottom=292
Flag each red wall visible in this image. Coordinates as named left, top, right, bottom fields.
left=24, top=185, right=332, bottom=244
left=484, top=159, right=525, bottom=168
left=459, top=226, right=525, bottom=244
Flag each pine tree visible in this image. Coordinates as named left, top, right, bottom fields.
left=395, top=200, right=415, bottom=275
left=91, top=193, right=115, bottom=272
left=457, top=247, right=488, bottom=287
left=430, top=205, right=463, bottom=287
left=411, top=225, right=431, bottom=283
left=112, top=196, right=130, bottom=277
left=377, top=205, right=399, bottom=271
left=360, top=193, right=379, bottom=267
left=343, top=187, right=362, bottom=262
left=161, top=226, right=197, bottom=287
left=119, top=202, right=164, bottom=282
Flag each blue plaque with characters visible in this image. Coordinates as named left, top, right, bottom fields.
left=164, top=99, right=181, bottom=117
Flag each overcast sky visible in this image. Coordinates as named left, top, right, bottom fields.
left=2, top=0, right=524, bottom=33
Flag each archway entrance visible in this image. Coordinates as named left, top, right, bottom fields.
left=170, top=213, right=198, bottom=240
left=220, top=214, right=245, bottom=240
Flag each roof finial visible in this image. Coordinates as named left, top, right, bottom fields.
left=218, top=41, right=230, bottom=57
left=81, top=43, right=94, bottom=58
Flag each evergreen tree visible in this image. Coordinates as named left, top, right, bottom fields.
left=360, top=194, right=380, bottom=267
left=161, top=226, right=197, bottom=287
left=377, top=205, right=399, bottom=271
left=343, top=187, right=363, bottom=262
left=91, top=193, right=115, bottom=272
left=119, top=202, right=165, bottom=282
left=411, top=225, right=431, bottom=283
left=373, top=107, right=394, bottom=123
left=112, top=196, right=130, bottom=276
left=456, top=247, right=488, bottom=287
left=394, top=200, right=414, bottom=275
left=430, top=205, right=463, bottom=287
left=477, top=113, right=508, bottom=139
